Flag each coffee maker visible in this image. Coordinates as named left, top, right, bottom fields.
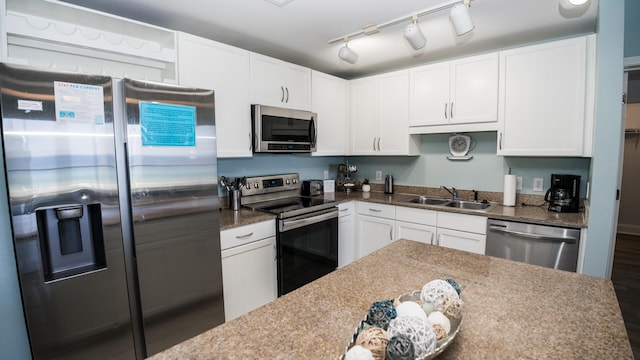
left=544, top=174, right=581, bottom=213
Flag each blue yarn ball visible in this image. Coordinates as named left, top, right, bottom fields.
left=366, top=300, right=397, bottom=330
left=445, top=278, right=462, bottom=295
left=386, top=334, right=415, bottom=360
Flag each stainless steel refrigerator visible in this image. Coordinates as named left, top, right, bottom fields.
left=0, top=63, right=225, bottom=359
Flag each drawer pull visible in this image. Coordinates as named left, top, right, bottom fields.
left=368, top=208, right=382, bottom=212
left=235, top=232, right=254, bottom=239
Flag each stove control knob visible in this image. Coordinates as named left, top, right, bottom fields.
left=285, top=179, right=291, bottom=185
left=254, top=182, right=259, bottom=189
left=245, top=184, right=251, bottom=190
left=292, top=178, right=297, bottom=184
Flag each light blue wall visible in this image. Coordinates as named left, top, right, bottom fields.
left=583, top=1, right=625, bottom=277
left=0, top=146, right=32, bottom=359
left=624, top=0, right=640, bottom=57
left=349, top=132, right=590, bottom=196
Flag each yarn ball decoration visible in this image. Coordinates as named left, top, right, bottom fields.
left=355, top=327, right=389, bottom=360
left=431, top=323, right=448, bottom=341
left=441, top=295, right=464, bottom=319
left=420, top=279, right=459, bottom=312
left=387, top=315, right=436, bottom=358
left=395, top=301, right=428, bottom=323
left=386, top=334, right=415, bottom=360
left=444, top=278, right=462, bottom=295
left=427, top=311, right=451, bottom=335
left=366, top=300, right=397, bottom=330
left=345, top=345, right=375, bottom=360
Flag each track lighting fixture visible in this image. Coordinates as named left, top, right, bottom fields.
left=338, top=38, right=358, bottom=64
left=559, top=0, right=590, bottom=10
left=329, top=0, right=475, bottom=62
left=403, top=15, right=427, bottom=50
left=449, top=0, right=474, bottom=36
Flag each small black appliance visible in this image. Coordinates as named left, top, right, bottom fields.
left=544, top=174, right=581, bottom=213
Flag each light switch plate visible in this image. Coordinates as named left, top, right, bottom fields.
left=324, top=170, right=329, bottom=179
left=533, top=178, right=544, bottom=192
left=375, top=170, right=382, bottom=181
left=516, top=176, right=523, bottom=190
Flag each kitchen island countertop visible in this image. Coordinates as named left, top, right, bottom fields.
left=149, top=239, right=631, bottom=359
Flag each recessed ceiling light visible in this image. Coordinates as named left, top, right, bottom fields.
left=264, top=0, right=295, bottom=7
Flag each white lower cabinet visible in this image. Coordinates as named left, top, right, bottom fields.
left=338, top=201, right=356, bottom=267
left=395, top=206, right=437, bottom=244
left=435, top=212, right=487, bottom=254
left=220, top=221, right=276, bottom=321
left=355, top=202, right=395, bottom=258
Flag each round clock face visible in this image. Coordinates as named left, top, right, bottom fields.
left=449, top=135, right=470, bottom=156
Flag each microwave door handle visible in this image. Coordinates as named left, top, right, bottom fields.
left=309, top=117, right=316, bottom=146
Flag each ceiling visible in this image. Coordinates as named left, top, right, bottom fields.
left=57, top=0, right=598, bottom=80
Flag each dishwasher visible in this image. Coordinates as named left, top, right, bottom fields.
left=486, top=218, right=580, bottom=272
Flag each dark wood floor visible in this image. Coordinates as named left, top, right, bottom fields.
left=611, top=233, right=640, bottom=358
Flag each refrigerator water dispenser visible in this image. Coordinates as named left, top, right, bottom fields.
left=36, top=204, right=106, bottom=281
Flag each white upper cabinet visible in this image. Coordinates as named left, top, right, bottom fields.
left=497, top=35, right=595, bottom=156
left=311, top=71, right=349, bottom=156
left=350, top=70, right=420, bottom=156
left=409, top=53, right=499, bottom=133
left=177, top=33, right=252, bottom=158
left=250, top=53, right=311, bottom=110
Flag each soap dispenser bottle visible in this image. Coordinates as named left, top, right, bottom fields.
left=384, top=174, right=394, bottom=194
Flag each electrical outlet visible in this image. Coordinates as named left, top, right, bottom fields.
left=516, top=176, right=523, bottom=191
left=375, top=170, right=382, bottom=181
left=533, top=178, right=544, bottom=192
left=323, top=170, right=329, bottom=179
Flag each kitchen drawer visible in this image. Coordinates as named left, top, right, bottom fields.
left=395, top=206, right=437, bottom=226
left=338, top=201, right=354, bottom=217
left=437, top=212, right=487, bottom=234
left=356, top=201, right=395, bottom=219
left=220, top=220, right=276, bottom=250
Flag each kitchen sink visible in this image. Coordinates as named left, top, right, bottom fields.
left=404, top=197, right=496, bottom=212
left=442, top=200, right=496, bottom=211
left=407, top=196, right=451, bottom=205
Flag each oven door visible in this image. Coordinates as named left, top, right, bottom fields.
left=277, top=207, right=338, bottom=296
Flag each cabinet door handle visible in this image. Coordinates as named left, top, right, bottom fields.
left=235, top=232, right=254, bottom=239
left=281, top=86, right=285, bottom=103
left=368, top=208, right=382, bottom=212
left=444, top=103, right=448, bottom=120
left=450, top=102, right=454, bottom=119
left=377, top=137, right=381, bottom=151
left=285, top=87, right=289, bottom=103
left=430, top=232, right=434, bottom=245
left=436, top=233, right=441, bottom=246
left=274, top=244, right=277, bottom=262
left=249, top=132, right=252, bottom=151
left=499, top=132, right=503, bottom=150
left=389, top=227, right=393, bottom=241
left=373, top=137, right=377, bottom=151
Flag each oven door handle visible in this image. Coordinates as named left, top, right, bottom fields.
left=279, top=208, right=338, bottom=232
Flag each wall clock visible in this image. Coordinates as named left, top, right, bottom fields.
left=447, top=134, right=475, bottom=160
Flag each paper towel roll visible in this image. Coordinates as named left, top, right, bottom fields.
left=503, top=175, right=516, bottom=207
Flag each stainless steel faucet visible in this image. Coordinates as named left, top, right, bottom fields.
left=441, top=186, right=458, bottom=200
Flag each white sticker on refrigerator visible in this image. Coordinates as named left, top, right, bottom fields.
left=53, top=81, right=105, bottom=124
left=17, top=99, right=43, bottom=112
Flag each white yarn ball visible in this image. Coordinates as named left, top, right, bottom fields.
left=395, top=301, right=428, bottom=323
left=344, top=345, right=375, bottom=360
left=427, top=311, right=451, bottom=335
left=420, top=279, right=459, bottom=311
left=387, top=315, right=436, bottom=358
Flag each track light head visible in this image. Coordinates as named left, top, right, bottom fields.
left=338, top=39, right=358, bottom=64
left=559, top=0, right=590, bottom=9
left=403, top=16, right=426, bottom=50
left=450, top=2, right=475, bottom=36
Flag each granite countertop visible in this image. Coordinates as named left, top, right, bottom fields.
left=219, top=188, right=586, bottom=231
left=149, top=239, right=631, bottom=359
left=218, top=207, right=276, bottom=231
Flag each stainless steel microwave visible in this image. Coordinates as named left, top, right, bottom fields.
left=252, top=104, right=317, bottom=153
